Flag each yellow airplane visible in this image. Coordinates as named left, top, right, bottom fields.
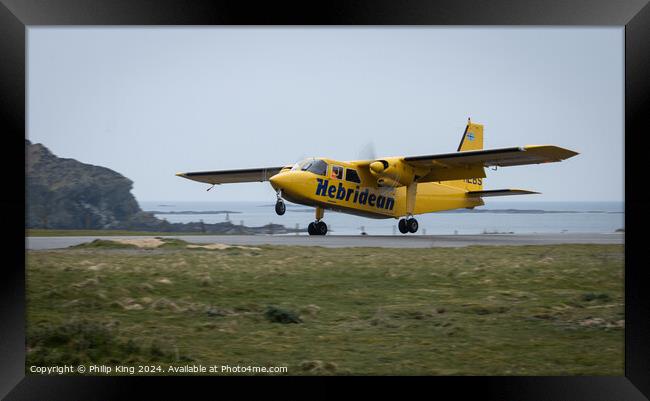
left=177, top=119, right=578, bottom=235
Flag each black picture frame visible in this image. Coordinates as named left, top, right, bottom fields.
left=2, top=0, right=648, bottom=399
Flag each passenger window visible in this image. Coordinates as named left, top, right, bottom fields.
left=345, top=168, right=361, bottom=183
left=331, top=166, right=343, bottom=180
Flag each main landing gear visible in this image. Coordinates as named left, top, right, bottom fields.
left=398, top=216, right=418, bottom=234
left=398, top=182, right=419, bottom=234
left=308, top=221, right=327, bottom=235
left=308, top=206, right=327, bottom=236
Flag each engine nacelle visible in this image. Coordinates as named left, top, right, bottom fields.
left=369, top=159, right=415, bottom=187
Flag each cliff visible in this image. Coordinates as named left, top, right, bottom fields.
left=25, top=140, right=302, bottom=234
left=26, top=140, right=141, bottom=229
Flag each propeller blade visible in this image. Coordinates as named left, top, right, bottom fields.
left=358, top=142, right=376, bottom=161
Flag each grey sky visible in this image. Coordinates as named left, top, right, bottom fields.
left=28, top=27, right=623, bottom=202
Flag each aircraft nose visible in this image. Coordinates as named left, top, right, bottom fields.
left=269, top=173, right=289, bottom=190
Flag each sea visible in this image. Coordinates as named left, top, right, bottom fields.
left=139, top=201, right=624, bottom=236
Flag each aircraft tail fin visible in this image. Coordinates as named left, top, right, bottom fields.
left=457, top=118, right=484, bottom=152
left=446, top=118, right=485, bottom=191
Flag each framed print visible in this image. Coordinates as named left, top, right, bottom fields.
left=2, top=0, right=649, bottom=399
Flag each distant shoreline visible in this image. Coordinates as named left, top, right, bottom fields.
left=144, top=210, right=241, bottom=215
left=149, top=208, right=623, bottom=215
left=269, top=208, right=623, bottom=214
left=439, top=209, right=623, bottom=214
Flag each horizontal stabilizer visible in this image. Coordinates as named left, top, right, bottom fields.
left=466, top=189, right=540, bottom=197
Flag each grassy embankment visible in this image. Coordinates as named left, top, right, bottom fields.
left=26, top=240, right=623, bottom=375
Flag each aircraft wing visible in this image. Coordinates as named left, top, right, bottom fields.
left=404, top=145, right=578, bottom=168
left=176, top=166, right=285, bottom=184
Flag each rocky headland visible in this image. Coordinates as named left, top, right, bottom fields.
left=26, top=140, right=300, bottom=234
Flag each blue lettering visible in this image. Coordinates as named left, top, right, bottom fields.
left=316, top=179, right=329, bottom=196
left=359, top=189, right=369, bottom=205
left=317, top=180, right=394, bottom=211
left=336, top=183, right=346, bottom=200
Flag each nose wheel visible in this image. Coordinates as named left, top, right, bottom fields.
left=274, top=190, right=286, bottom=216
left=275, top=200, right=286, bottom=215
left=398, top=217, right=418, bottom=234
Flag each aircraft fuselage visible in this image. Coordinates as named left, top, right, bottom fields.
left=269, top=158, right=483, bottom=219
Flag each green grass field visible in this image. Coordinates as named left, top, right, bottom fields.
left=26, top=240, right=624, bottom=375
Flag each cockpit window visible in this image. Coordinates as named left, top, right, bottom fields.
left=291, top=158, right=328, bottom=176
left=306, top=160, right=328, bottom=176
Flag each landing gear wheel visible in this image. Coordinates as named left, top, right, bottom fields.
left=316, top=221, right=328, bottom=235
left=308, top=221, right=327, bottom=236
left=275, top=201, right=286, bottom=216
left=398, top=219, right=408, bottom=234
left=407, top=218, right=419, bottom=233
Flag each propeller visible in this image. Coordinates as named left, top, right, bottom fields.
left=358, top=141, right=405, bottom=191
left=358, top=141, right=377, bottom=161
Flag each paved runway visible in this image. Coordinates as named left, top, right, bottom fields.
left=26, top=233, right=624, bottom=250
